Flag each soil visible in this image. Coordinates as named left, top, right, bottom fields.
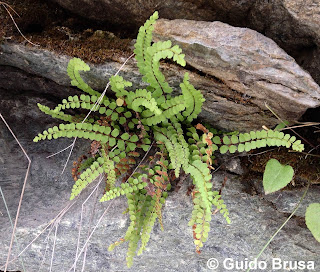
left=0, top=0, right=133, bottom=64
left=240, top=118, right=320, bottom=190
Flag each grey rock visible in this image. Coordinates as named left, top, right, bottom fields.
left=1, top=152, right=319, bottom=271
left=2, top=32, right=319, bottom=132
left=254, top=180, right=320, bottom=218
left=48, top=0, right=320, bottom=86
left=49, top=0, right=213, bottom=30
left=0, top=43, right=139, bottom=90
left=0, top=43, right=273, bottom=132
left=223, top=157, right=244, bottom=176
left=249, top=0, right=320, bottom=85
left=0, top=65, right=319, bottom=271
left=153, top=19, right=320, bottom=128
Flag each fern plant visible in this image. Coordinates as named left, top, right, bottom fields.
left=33, top=11, right=305, bottom=267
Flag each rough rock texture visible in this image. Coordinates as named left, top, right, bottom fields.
left=254, top=180, right=320, bottom=218
left=0, top=65, right=319, bottom=272
left=1, top=29, right=320, bottom=132
left=49, top=0, right=214, bottom=32
left=49, top=0, right=320, bottom=85
left=153, top=19, right=320, bottom=125
left=1, top=146, right=319, bottom=271
left=1, top=3, right=320, bottom=272
left=249, top=0, right=320, bottom=85
left=0, top=43, right=273, bottom=132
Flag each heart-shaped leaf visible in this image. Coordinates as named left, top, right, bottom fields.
left=305, top=203, right=320, bottom=243
left=263, top=159, right=294, bottom=194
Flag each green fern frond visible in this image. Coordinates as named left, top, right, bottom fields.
left=153, top=125, right=187, bottom=177
left=52, top=94, right=111, bottom=113
left=67, top=58, right=101, bottom=97
left=37, top=103, right=73, bottom=122
left=70, top=157, right=105, bottom=199
left=109, top=75, right=132, bottom=97
left=142, top=41, right=186, bottom=104
left=213, top=129, right=304, bottom=154
left=180, top=73, right=205, bottom=122
left=126, top=89, right=162, bottom=115
left=100, top=176, right=148, bottom=202
left=185, top=160, right=213, bottom=212
left=33, top=123, right=141, bottom=152
left=134, top=11, right=159, bottom=75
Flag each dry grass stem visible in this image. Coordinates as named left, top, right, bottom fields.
left=0, top=1, right=39, bottom=46
left=0, top=113, right=31, bottom=272
left=74, top=175, right=104, bottom=271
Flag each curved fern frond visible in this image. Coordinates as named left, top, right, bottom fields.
left=70, top=156, right=105, bottom=199
left=126, top=89, right=162, bottom=115
left=180, top=73, right=205, bottom=122
left=142, top=41, right=186, bottom=104
left=67, top=58, right=101, bottom=97
left=141, top=95, right=186, bottom=126
left=100, top=176, right=148, bottom=202
left=184, top=160, right=212, bottom=212
left=134, top=11, right=159, bottom=75
left=109, top=75, right=132, bottom=98
left=37, top=103, right=73, bottom=122
left=153, top=123, right=189, bottom=177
